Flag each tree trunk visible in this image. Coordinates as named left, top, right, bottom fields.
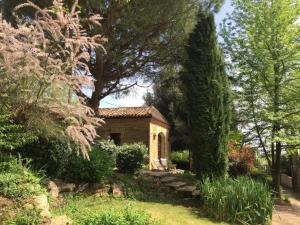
left=271, top=168, right=281, bottom=196
left=271, top=141, right=282, bottom=198
left=89, top=49, right=106, bottom=112
left=272, top=63, right=282, bottom=198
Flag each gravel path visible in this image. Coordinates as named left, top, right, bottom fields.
left=272, top=192, right=300, bottom=225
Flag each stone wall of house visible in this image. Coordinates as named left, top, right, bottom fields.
left=149, top=119, right=170, bottom=169
left=98, top=118, right=150, bottom=147
left=98, top=117, right=170, bottom=170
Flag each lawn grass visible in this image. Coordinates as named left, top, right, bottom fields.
left=52, top=195, right=229, bottom=225
left=135, top=201, right=228, bottom=225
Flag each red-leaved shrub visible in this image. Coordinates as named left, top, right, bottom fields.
left=228, top=141, right=254, bottom=176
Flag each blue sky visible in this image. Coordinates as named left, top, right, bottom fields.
left=100, top=0, right=233, bottom=108
left=215, top=0, right=233, bottom=27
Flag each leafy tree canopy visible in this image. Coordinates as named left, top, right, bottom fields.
left=221, top=0, right=300, bottom=196
left=1, top=0, right=200, bottom=110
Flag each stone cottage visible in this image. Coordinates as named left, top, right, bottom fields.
left=98, top=106, right=170, bottom=169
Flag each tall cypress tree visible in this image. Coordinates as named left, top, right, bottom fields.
left=180, top=9, right=231, bottom=177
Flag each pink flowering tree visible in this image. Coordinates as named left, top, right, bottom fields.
left=0, top=0, right=106, bottom=158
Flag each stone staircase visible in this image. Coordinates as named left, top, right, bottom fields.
left=140, top=170, right=200, bottom=199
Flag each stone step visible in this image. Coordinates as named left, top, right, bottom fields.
left=192, top=190, right=201, bottom=198
left=168, top=169, right=185, bottom=175
left=160, top=176, right=177, bottom=183
left=141, top=171, right=169, bottom=178
left=165, top=181, right=187, bottom=189
left=176, top=185, right=197, bottom=192
left=176, top=186, right=197, bottom=198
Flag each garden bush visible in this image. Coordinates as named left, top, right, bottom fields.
left=3, top=206, right=42, bottom=225
left=170, top=150, right=190, bottom=170
left=0, top=108, right=37, bottom=152
left=64, top=140, right=117, bottom=183
left=250, top=167, right=272, bottom=186
left=116, top=143, right=147, bottom=173
left=0, top=156, right=45, bottom=200
left=200, top=176, right=273, bottom=225
left=113, top=174, right=159, bottom=200
left=15, top=137, right=71, bottom=177
left=228, top=141, right=254, bottom=177
left=73, top=205, right=159, bottom=225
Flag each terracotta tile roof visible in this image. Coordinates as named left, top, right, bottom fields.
left=98, top=106, right=169, bottom=125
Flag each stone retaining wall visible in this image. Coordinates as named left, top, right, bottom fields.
left=292, top=155, right=300, bottom=192
left=281, top=173, right=293, bottom=189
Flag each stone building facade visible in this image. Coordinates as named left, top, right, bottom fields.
left=98, top=106, right=170, bottom=169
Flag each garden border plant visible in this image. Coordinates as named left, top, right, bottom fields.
left=116, top=143, right=148, bottom=174
left=0, top=156, right=46, bottom=200
left=199, top=176, right=273, bottom=225
left=64, top=140, right=117, bottom=183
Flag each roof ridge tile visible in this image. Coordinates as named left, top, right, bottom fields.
left=98, top=106, right=169, bottom=125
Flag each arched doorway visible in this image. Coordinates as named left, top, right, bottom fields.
left=158, top=132, right=165, bottom=159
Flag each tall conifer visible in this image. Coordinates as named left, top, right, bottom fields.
left=180, top=9, right=231, bottom=177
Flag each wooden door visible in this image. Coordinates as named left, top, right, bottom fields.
left=158, top=133, right=162, bottom=159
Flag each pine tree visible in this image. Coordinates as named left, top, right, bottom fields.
left=180, top=9, right=231, bottom=177
left=1, top=0, right=199, bottom=110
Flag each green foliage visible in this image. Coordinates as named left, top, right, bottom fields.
left=200, top=176, right=273, bottom=225
left=55, top=196, right=159, bottom=225
left=0, top=109, right=37, bottom=151
left=221, top=0, right=300, bottom=195
left=73, top=205, right=159, bottom=225
left=171, top=150, right=189, bottom=163
left=78, top=205, right=158, bottom=225
left=116, top=143, right=147, bottom=174
left=178, top=171, right=197, bottom=184
left=64, top=140, right=116, bottom=183
left=250, top=167, right=272, bottom=187
left=180, top=9, right=231, bottom=177
left=15, top=137, right=71, bottom=177
left=113, top=174, right=160, bottom=201
left=170, top=150, right=190, bottom=170
left=0, top=156, right=45, bottom=200
left=3, top=206, right=42, bottom=225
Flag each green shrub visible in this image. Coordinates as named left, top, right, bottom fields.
left=250, top=167, right=272, bottom=186
left=74, top=205, right=159, bottom=225
left=64, top=140, right=116, bottom=183
left=3, top=206, right=42, bottom=225
left=200, top=176, right=273, bottom=225
left=113, top=174, right=159, bottom=200
left=15, top=137, right=70, bottom=177
left=0, top=157, right=45, bottom=200
left=170, top=150, right=190, bottom=170
left=0, top=108, right=37, bottom=152
left=116, top=143, right=147, bottom=174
